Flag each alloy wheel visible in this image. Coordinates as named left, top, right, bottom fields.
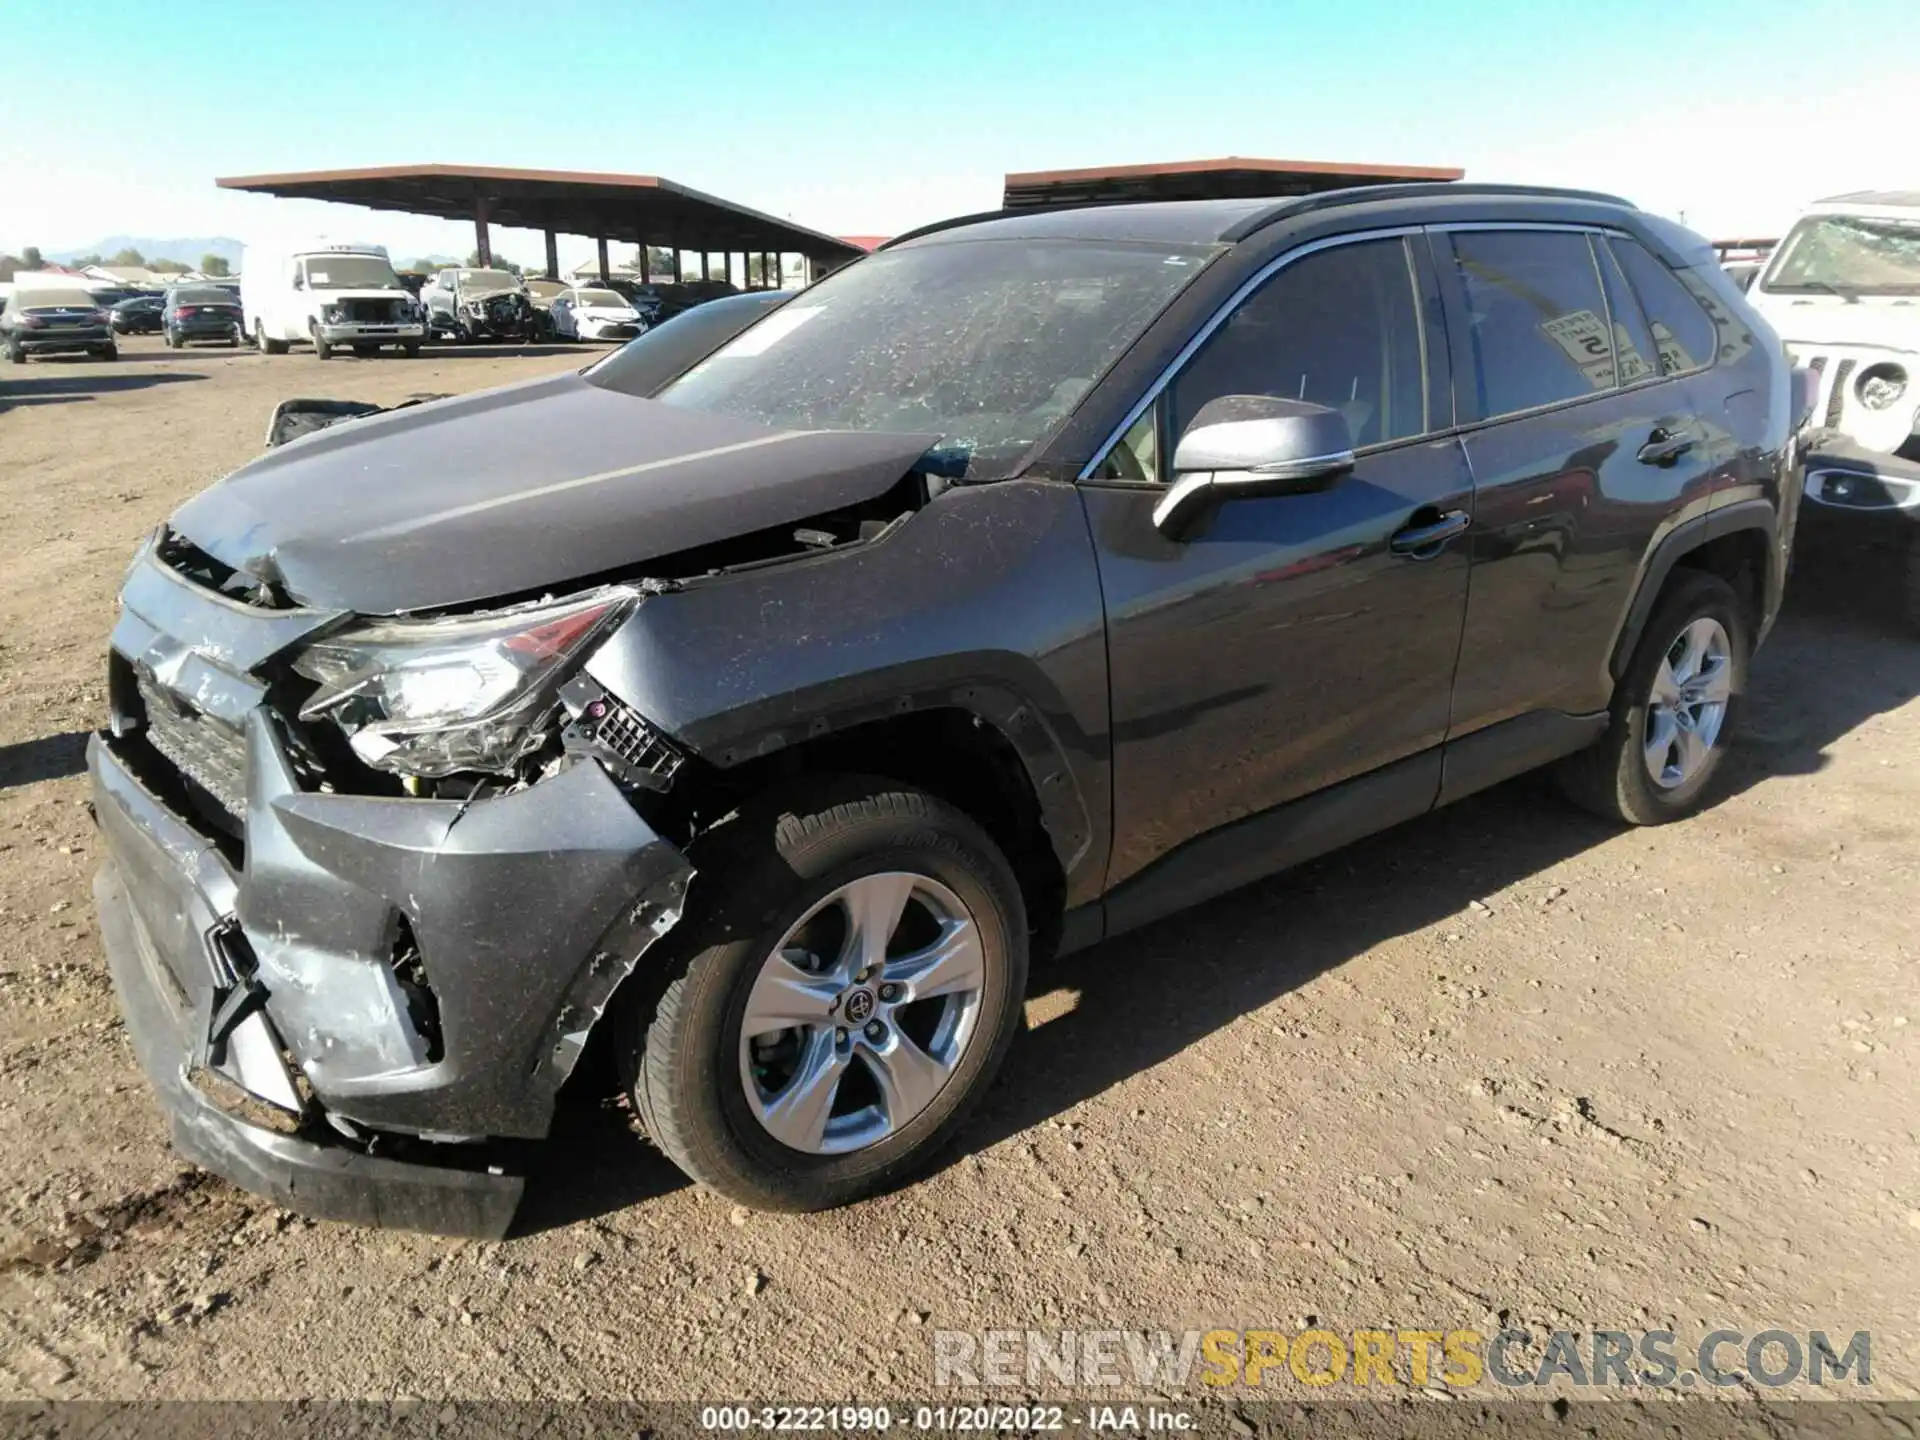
left=738, top=871, right=985, bottom=1155
left=1643, top=616, right=1731, bottom=790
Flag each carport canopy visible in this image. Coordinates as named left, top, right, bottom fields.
left=215, top=163, right=863, bottom=280
left=1002, top=156, right=1464, bottom=209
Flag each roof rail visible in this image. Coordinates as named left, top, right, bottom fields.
left=878, top=205, right=1045, bottom=250
left=881, top=182, right=1639, bottom=252
left=1221, top=182, right=1637, bottom=241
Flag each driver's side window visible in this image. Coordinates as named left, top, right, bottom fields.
left=1171, top=237, right=1429, bottom=454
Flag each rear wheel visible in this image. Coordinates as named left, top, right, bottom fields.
left=7, top=341, right=25, bottom=364
left=1558, top=570, right=1745, bottom=825
left=627, top=779, right=1028, bottom=1211
left=402, top=341, right=421, bottom=358
left=92, top=343, right=117, bottom=361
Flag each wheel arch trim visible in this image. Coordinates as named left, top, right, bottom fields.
left=1608, top=499, right=1779, bottom=681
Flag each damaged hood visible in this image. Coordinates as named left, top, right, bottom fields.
left=170, top=370, right=936, bottom=613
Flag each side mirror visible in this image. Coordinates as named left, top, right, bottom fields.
left=1153, top=396, right=1355, bottom=539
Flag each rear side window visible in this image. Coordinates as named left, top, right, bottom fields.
left=1610, top=238, right=1717, bottom=375
left=1448, top=230, right=1615, bottom=417
left=1169, top=237, right=1429, bottom=451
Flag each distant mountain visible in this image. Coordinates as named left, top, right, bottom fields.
left=47, top=236, right=243, bottom=268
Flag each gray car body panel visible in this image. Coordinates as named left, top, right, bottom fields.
left=169, top=370, right=938, bottom=613
left=582, top=478, right=1114, bottom=908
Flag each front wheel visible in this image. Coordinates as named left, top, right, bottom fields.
left=627, top=779, right=1029, bottom=1211
left=311, top=326, right=332, bottom=360
left=1558, top=570, right=1746, bottom=824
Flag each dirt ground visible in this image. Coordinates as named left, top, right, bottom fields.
left=0, top=335, right=1915, bottom=1406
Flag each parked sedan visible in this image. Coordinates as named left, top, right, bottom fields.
left=2, top=287, right=116, bottom=362
left=111, top=295, right=166, bottom=335
left=550, top=286, right=646, bottom=342
left=164, top=286, right=244, bottom=348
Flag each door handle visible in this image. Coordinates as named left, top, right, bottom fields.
left=1638, top=426, right=1696, bottom=466
left=1389, top=509, right=1470, bottom=557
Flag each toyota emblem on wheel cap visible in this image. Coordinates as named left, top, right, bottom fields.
left=843, top=988, right=876, bottom=1024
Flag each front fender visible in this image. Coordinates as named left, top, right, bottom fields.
left=583, top=479, right=1114, bottom=908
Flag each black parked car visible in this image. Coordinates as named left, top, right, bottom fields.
left=164, top=285, right=244, bottom=347
left=2, top=287, right=116, bottom=361
left=89, top=184, right=1796, bottom=1235
left=111, top=294, right=166, bottom=334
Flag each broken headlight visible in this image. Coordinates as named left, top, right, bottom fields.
left=291, top=588, right=636, bottom=777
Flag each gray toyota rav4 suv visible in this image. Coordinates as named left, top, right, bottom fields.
left=90, top=184, right=1798, bottom=1234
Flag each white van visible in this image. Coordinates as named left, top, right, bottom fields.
left=240, top=242, right=426, bottom=359
left=1746, top=191, right=1920, bottom=458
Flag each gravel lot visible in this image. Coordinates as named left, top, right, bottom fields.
left=1, top=336, right=1915, bottom=1404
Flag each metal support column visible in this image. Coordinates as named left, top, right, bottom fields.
left=544, top=229, right=558, bottom=279
left=473, top=195, right=493, bottom=267
left=596, top=236, right=610, bottom=284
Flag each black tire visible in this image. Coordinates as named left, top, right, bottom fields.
left=6, top=342, right=25, bottom=364
left=93, top=344, right=117, bottom=361
left=402, top=342, right=421, bottom=358
left=312, top=326, right=332, bottom=360
left=628, top=778, right=1029, bottom=1211
left=1558, top=570, right=1746, bottom=825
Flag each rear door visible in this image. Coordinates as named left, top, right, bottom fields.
left=1083, top=233, right=1474, bottom=917
left=1436, top=226, right=1718, bottom=735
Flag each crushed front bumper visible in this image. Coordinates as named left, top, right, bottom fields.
left=95, top=845, right=523, bottom=1236
left=89, top=685, right=691, bottom=1233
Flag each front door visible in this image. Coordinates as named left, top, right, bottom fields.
left=1081, top=233, right=1474, bottom=926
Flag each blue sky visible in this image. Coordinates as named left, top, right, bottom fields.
left=1, top=0, right=1910, bottom=265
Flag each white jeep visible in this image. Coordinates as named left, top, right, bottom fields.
left=1747, top=192, right=1920, bottom=459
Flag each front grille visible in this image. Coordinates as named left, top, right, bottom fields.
left=136, top=672, right=248, bottom=820
left=346, top=298, right=403, bottom=323
left=1825, top=357, right=1856, bottom=428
